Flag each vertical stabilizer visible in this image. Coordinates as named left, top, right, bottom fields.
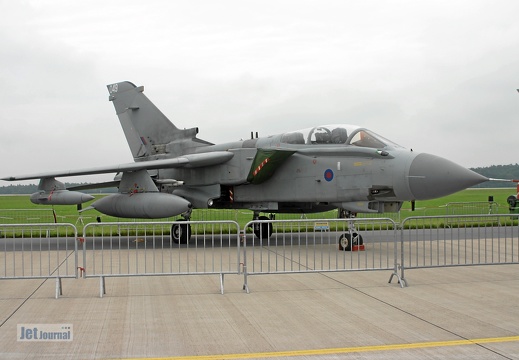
left=107, top=81, right=211, bottom=159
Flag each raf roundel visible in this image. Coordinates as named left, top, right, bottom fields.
left=324, top=169, right=334, bottom=182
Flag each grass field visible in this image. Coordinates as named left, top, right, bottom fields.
left=0, top=187, right=517, bottom=232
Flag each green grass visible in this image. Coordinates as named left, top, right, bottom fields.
left=0, top=188, right=517, bottom=234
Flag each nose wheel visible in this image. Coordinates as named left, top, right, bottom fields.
left=338, top=232, right=364, bottom=251
left=338, top=209, right=364, bottom=251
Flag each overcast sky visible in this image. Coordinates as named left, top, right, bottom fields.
left=1, top=0, right=518, bottom=184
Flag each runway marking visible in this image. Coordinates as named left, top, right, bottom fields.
left=117, top=335, right=519, bottom=360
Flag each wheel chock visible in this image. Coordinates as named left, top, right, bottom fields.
left=352, top=244, right=365, bottom=251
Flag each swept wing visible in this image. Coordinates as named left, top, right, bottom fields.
left=1, top=151, right=233, bottom=181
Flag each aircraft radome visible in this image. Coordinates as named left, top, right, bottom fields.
left=2, top=81, right=489, bottom=249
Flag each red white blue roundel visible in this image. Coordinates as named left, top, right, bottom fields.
left=324, top=169, right=334, bottom=182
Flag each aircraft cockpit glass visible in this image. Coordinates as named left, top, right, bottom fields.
left=347, top=129, right=386, bottom=148
left=309, top=127, right=332, bottom=144
left=348, top=129, right=402, bottom=149
left=280, top=124, right=402, bottom=149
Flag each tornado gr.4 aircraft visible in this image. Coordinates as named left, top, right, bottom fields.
left=2, top=81, right=488, bottom=247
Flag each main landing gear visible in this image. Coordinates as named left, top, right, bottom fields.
left=250, top=210, right=364, bottom=251
left=171, top=208, right=364, bottom=250
left=171, top=210, right=192, bottom=244
left=337, top=209, right=364, bottom=251
left=252, top=212, right=273, bottom=240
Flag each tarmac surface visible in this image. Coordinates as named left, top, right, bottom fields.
left=1, top=262, right=518, bottom=359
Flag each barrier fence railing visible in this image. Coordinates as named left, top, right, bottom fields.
left=445, top=201, right=500, bottom=216
left=0, top=223, right=79, bottom=298
left=0, top=209, right=57, bottom=224
left=242, top=218, right=403, bottom=292
left=399, top=214, right=519, bottom=285
left=81, top=221, right=241, bottom=296
left=2, top=215, right=518, bottom=297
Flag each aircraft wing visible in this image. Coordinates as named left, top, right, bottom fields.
left=1, top=151, right=233, bottom=181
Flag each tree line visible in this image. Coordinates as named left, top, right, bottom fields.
left=471, top=164, right=519, bottom=188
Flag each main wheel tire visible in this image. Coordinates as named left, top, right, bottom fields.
left=338, top=232, right=363, bottom=251
left=171, top=221, right=191, bottom=244
left=253, top=215, right=273, bottom=241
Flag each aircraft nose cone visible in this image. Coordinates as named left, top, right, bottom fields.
left=408, top=153, right=488, bottom=200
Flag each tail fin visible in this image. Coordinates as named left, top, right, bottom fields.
left=107, top=81, right=212, bottom=159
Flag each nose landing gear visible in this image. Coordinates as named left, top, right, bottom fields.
left=338, top=209, right=365, bottom=251
left=338, top=232, right=364, bottom=251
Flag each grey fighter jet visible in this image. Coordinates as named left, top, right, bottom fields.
left=2, top=81, right=488, bottom=245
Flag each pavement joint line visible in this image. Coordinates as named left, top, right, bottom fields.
left=0, top=249, right=75, bottom=328
left=0, top=278, right=47, bottom=328
left=111, top=336, right=519, bottom=360
left=321, top=272, right=470, bottom=334
left=313, top=272, right=515, bottom=359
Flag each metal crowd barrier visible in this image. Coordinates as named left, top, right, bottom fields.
left=242, top=218, right=403, bottom=292
left=0, top=223, right=79, bottom=298
left=445, top=201, right=500, bottom=216
left=400, top=214, right=519, bottom=285
left=2, top=214, right=518, bottom=298
left=0, top=209, right=57, bottom=224
left=81, top=221, right=241, bottom=296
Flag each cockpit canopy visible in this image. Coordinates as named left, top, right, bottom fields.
left=280, top=124, right=401, bottom=149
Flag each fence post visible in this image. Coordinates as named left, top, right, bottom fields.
left=55, top=277, right=62, bottom=299
left=241, top=230, right=249, bottom=293
left=99, top=276, right=105, bottom=298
